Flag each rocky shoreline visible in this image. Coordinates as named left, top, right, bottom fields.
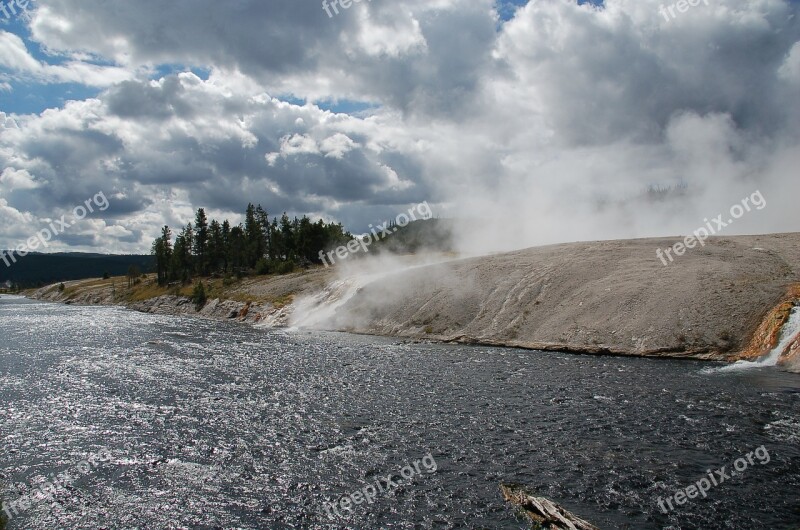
left=31, top=287, right=282, bottom=326
left=28, top=233, right=800, bottom=371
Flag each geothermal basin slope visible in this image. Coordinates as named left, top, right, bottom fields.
left=322, top=233, right=800, bottom=362
left=28, top=233, right=800, bottom=367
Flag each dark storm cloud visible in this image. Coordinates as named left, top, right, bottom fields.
left=100, top=196, right=150, bottom=218
left=106, top=78, right=195, bottom=120
left=31, top=0, right=340, bottom=73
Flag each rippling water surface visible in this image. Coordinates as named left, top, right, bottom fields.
left=1, top=296, right=799, bottom=529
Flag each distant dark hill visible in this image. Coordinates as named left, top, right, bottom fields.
left=370, top=218, right=455, bottom=254
left=0, top=252, right=154, bottom=287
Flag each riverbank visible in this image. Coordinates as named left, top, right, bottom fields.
left=28, top=233, right=800, bottom=370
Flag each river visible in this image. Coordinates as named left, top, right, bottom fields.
left=1, top=295, right=799, bottom=529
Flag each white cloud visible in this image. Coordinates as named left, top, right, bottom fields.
left=0, top=168, right=39, bottom=190
left=279, top=134, right=320, bottom=157
left=0, top=0, right=797, bottom=254
left=320, top=133, right=359, bottom=159
left=351, top=7, right=428, bottom=57
left=0, top=30, right=135, bottom=87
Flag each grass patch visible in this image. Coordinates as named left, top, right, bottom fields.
left=48, top=273, right=302, bottom=310
left=60, top=275, right=126, bottom=298
left=124, top=281, right=170, bottom=302
left=270, top=293, right=294, bottom=308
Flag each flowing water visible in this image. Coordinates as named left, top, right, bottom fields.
left=1, top=295, right=799, bottom=529
left=714, top=305, right=800, bottom=372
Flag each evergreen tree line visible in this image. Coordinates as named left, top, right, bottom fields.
left=151, top=204, right=352, bottom=285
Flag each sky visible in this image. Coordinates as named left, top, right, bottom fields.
left=0, top=0, right=799, bottom=255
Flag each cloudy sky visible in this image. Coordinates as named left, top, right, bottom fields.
left=0, top=0, right=798, bottom=254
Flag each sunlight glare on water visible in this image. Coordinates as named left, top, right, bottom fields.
left=1, top=296, right=799, bottom=529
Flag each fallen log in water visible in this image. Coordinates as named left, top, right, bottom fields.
left=500, top=484, right=600, bottom=530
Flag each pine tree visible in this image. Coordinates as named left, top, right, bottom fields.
left=229, top=225, right=247, bottom=275
left=152, top=225, right=172, bottom=285
left=280, top=213, right=294, bottom=262
left=221, top=220, right=231, bottom=272
left=208, top=219, right=223, bottom=274
left=194, top=208, right=209, bottom=275
left=244, top=203, right=264, bottom=268
left=169, top=225, right=194, bottom=283
left=255, top=205, right=271, bottom=260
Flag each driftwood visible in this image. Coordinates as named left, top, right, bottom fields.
left=500, top=484, right=599, bottom=530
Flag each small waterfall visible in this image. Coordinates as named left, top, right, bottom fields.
left=716, top=305, right=800, bottom=372
left=759, top=305, right=800, bottom=366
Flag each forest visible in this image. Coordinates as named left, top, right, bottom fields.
left=150, top=203, right=352, bottom=285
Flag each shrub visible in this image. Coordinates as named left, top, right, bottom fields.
left=255, top=258, right=270, bottom=275
left=58, top=282, right=65, bottom=292
left=192, top=281, right=207, bottom=310
left=271, top=260, right=296, bottom=275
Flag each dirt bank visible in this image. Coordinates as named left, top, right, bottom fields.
left=29, top=268, right=334, bottom=326
left=28, top=233, right=800, bottom=368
